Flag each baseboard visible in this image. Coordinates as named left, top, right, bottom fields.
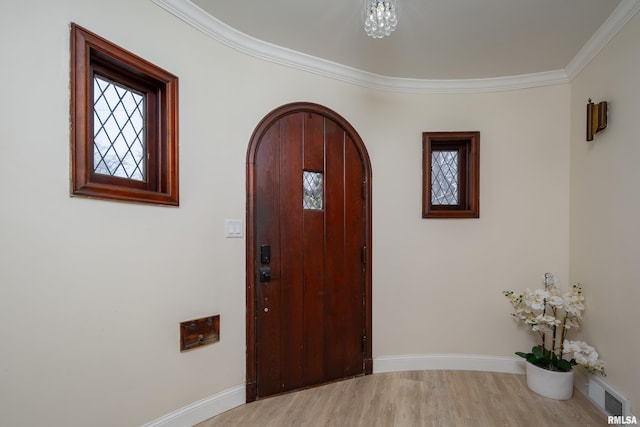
left=373, top=354, right=526, bottom=375
left=144, top=354, right=525, bottom=426
left=142, top=385, right=244, bottom=427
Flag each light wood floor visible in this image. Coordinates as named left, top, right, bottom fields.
left=196, top=371, right=606, bottom=427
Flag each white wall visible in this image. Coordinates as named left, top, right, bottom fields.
left=0, top=1, right=574, bottom=426
left=570, top=11, right=640, bottom=415
left=368, top=87, right=570, bottom=358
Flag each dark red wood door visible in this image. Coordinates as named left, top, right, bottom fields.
left=246, top=103, right=372, bottom=400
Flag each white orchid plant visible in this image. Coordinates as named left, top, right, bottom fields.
left=503, top=273, right=605, bottom=374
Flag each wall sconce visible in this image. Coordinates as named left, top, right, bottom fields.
left=586, top=98, right=607, bottom=141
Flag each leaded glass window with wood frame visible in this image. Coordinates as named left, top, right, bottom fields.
left=303, top=171, right=323, bottom=210
left=422, top=131, right=479, bottom=218
left=93, top=76, right=146, bottom=181
left=70, top=23, right=179, bottom=206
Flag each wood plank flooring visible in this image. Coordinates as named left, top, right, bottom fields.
left=196, top=371, right=606, bottom=427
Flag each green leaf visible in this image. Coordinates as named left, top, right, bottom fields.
left=556, top=359, right=573, bottom=372
left=526, top=354, right=538, bottom=364
left=532, top=346, right=545, bottom=360
left=515, top=352, right=528, bottom=359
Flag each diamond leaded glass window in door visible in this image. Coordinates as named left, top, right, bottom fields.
left=93, top=75, right=146, bottom=181
left=303, top=171, right=323, bottom=210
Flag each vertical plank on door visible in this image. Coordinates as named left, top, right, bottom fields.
left=324, top=119, right=347, bottom=381
left=302, top=112, right=326, bottom=384
left=255, top=121, right=283, bottom=397
left=279, top=113, right=304, bottom=391
left=344, top=134, right=366, bottom=376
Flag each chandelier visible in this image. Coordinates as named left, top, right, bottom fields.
left=364, top=0, right=398, bottom=39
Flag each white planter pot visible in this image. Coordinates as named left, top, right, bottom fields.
left=525, top=362, right=574, bottom=400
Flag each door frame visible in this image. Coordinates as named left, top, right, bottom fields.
left=245, top=102, right=372, bottom=402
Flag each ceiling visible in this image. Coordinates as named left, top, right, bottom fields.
left=154, top=0, right=639, bottom=91
left=189, top=0, right=623, bottom=80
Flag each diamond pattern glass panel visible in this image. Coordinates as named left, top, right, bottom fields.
left=432, top=151, right=459, bottom=205
left=303, top=171, right=323, bottom=210
left=93, top=76, right=146, bottom=181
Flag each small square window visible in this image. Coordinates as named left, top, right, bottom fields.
left=303, top=171, right=323, bottom=210
left=93, top=76, right=146, bottom=181
left=70, top=24, right=179, bottom=205
left=431, top=150, right=459, bottom=205
left=422, top=132, right=479, bottom=218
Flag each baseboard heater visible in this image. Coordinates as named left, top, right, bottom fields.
left=588, top=375, right=632, bottom=418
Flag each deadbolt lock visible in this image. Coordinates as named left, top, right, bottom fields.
left=259, top=267, right=271, bottom=282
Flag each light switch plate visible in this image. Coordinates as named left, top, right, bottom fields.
left=225, top=219, right=244, bottom=238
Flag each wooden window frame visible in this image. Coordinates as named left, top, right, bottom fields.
left=70, top=23, right=179, bottom=205
left=422, top=131, right=479, bottom=218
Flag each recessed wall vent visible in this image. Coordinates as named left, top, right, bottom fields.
left=588, top=375, right=631, bottom=417
left=605, top=390, right=624, bottom=416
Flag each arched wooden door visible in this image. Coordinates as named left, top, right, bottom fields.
left=246, top=103, right=372, bottom=401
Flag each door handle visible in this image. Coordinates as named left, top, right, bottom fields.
left=259, top=267, right=271, bottom=283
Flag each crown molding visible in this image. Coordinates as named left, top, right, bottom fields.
left=152, top=0, right=638, bottom=93
left=566, top=0, right=640, bottom=80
